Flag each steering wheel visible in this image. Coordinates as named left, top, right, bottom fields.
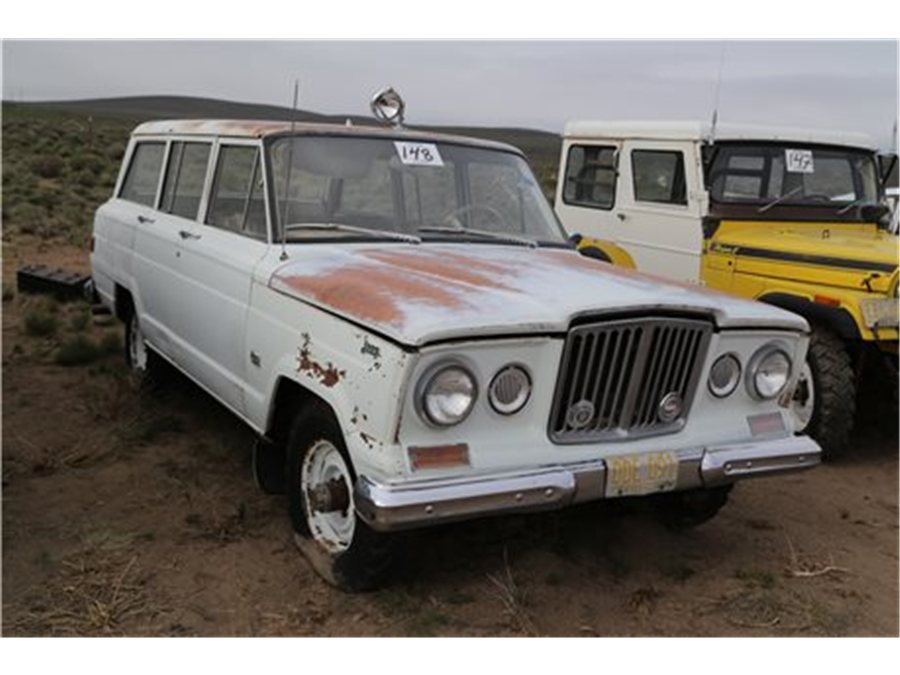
left=442, top=203, right=508, bottom=231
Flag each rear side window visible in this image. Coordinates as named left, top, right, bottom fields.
left=562, top=145, right=617, bottom=209
left=206, top=146, right=267, bottom=238
left=119, top=142, right=165, bottom=207
left=631, top=150, right=687, bottom=204
left=160, top=142, right=211, bottom=220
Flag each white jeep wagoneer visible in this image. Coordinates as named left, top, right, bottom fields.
left=90, top=97, right=821, bottom=590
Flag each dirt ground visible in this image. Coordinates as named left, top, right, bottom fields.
left=2, top=237, right=898, bottom=637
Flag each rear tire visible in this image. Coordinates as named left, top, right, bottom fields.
left=286, top=403, right=396, bottom=592
left=791, top=323, right=855, bottom=459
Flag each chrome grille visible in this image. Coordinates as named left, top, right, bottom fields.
left=549, top=317, right=712, bottom=443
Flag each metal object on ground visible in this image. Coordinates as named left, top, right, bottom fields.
left=16, top=264, right=90, bottom=301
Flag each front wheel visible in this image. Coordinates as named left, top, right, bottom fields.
left=789, top=324, right=855, bottom=459
left=286, top=405, right=396, bottom=591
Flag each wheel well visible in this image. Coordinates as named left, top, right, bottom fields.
left=758, top=293, right=860, bottom=341
left=579, top=246, right=612, bottom=263
left=114, top=284, right=134, bottom=323
left=266, top=377, right=339, bottom=445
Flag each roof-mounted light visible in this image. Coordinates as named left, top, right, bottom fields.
left=370, top=86, right=405, bottom=128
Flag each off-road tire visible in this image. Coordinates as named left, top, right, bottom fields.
left=655, top=485, right=732, bottom=531
left=802, top=323, right=855, bottom=459
left=286, top=403, right=396, bottom=592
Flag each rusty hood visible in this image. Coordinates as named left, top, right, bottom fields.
left=270, top=244, right=806, bottom=346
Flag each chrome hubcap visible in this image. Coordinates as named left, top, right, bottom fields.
left=301, top=440, right=355, bottom=553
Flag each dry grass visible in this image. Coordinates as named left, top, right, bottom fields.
left=3, top=535, right=167, bottom=636
left=487, top=548, right=536, bottom=635
left=784, top=535, right=852, bottom=579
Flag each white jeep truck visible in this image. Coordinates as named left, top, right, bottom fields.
left=90, top=99, right=821, bottom=590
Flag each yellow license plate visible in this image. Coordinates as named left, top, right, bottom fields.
left=605, top=451, right=679, bottom=497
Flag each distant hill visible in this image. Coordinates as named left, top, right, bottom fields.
left=22, top=96, right=562, bottom=167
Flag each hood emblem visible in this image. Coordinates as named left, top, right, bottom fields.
left=657, top=392, right=684, bottom=423
left=566, top=400, right=595, bottom=429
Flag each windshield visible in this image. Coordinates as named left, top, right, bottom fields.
left=707, top=143, right=879, bottom=208
left=268, top=135, right=565, bottom=244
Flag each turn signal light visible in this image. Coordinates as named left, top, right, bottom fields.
left=408, top=443, right=470, bottom=470
left=813, top=295, right=840, bottom=307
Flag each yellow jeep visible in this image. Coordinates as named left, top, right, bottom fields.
left=554, top=121, right=898, bottom=457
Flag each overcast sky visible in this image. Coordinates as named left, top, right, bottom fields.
left=3, top=40, right=897, bottom=147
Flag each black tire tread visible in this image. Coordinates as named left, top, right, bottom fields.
left=805, top=323, right=855, bottom=458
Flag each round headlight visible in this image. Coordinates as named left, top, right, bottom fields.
left=489, top=365, right=532, bottom=415
left=748, top=346, right=792, bottom=400
left=708, top=353, right=741, bottom=398
left=421, top=365, right=477, bottom=426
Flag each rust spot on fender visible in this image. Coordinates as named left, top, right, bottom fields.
left=296, top=334, right=345, bottom=388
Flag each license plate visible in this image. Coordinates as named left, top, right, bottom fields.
left=605, top=451, right=679, bottom=497
left=861, top=298, right=899, bottom=329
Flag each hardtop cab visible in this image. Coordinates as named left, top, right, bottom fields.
left=90, top=94, right=821, bottom=590
left=554, top=119, right=899, bottom=458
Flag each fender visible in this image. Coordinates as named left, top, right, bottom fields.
left=758, top=292, right=860, bottom=341
left=575, top=236, right=637, bottom=268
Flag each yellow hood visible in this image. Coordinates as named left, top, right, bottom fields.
left=712, top=221, right=899, bottom=293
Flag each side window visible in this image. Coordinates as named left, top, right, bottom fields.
left=119, top=142, right=165, bottom=207
left=562, top=145, right=617, bottom=209
left=206, top=145, right=267, bottom=238
left=160, top=142, right=211, bottom=220
left=631, top=150, right=687, bottom=205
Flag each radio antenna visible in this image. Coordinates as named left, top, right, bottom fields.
left=279, top=79, right=299, bottom=262
left=708, top=42, right=727, bottom=143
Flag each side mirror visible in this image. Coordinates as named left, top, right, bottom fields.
left=567, top=233, right=583, bottom=249
left=860, top=203, right=890, bottom=222
left=878, top=153, right=897, bottom=185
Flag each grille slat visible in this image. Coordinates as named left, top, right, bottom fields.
left=549, top=317, right=712, bottom=444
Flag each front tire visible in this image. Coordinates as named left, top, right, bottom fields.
left=790, top=324, right=855, bottom=459
left=286, top=404, right=395, bottom=592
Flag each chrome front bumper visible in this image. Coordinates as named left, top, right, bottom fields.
left=354, top=435, right=820, bottom=532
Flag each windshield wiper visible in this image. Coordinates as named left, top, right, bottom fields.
left=285, top=223, right=421, bottom=244
left=757, top=186, right=804, bottom=213
left=417, top=225, right=538, bottom=248
left=836, top=197, right=873, bottom=215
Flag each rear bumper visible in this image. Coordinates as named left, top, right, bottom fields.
left=354, top=435, right=820, bottom=532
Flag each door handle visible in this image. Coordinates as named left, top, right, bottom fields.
left=137, top=215, right=155, bottom=224
left=616, top=212, right=627, bottom=222
left=179, top=230, right=201, bottom=240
